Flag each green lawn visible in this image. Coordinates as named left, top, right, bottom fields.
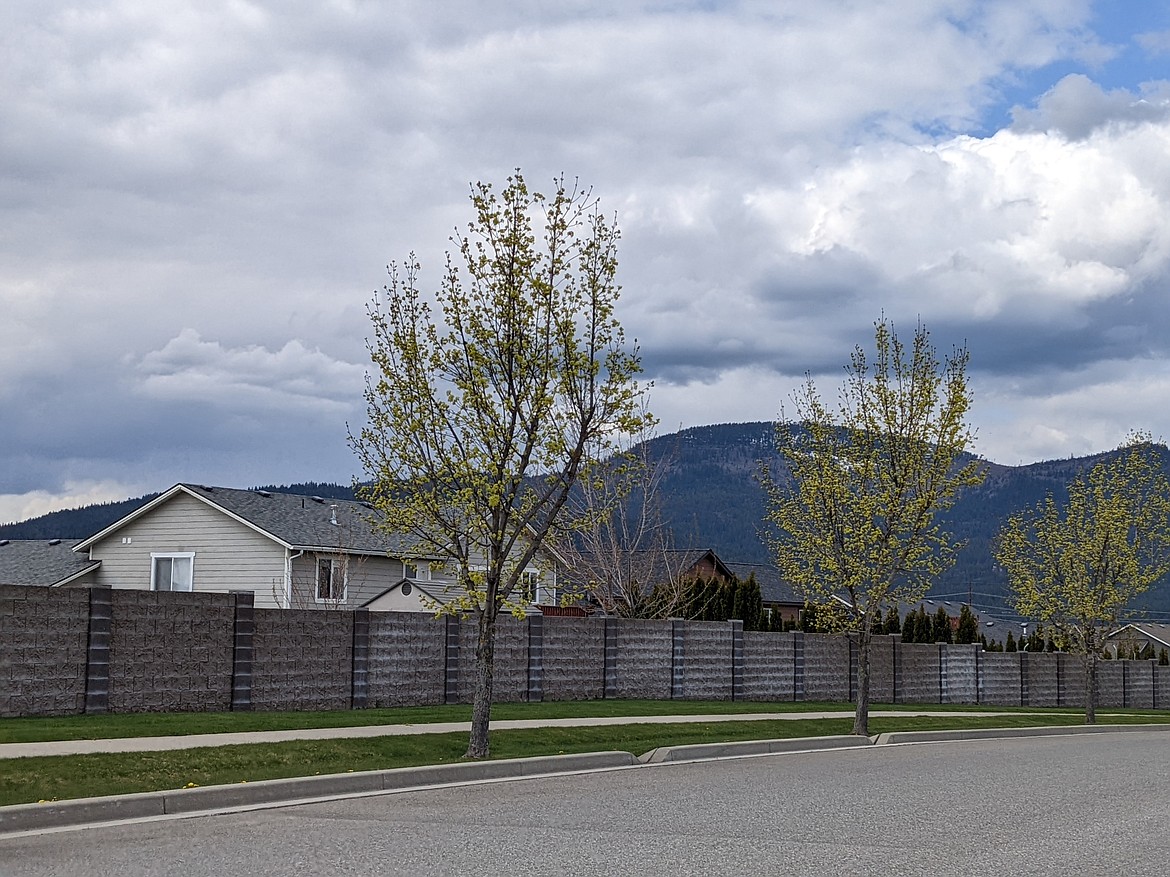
left=4, top=709, right=1168, bottom=808
left=0, top=700, right=1105, bottom=745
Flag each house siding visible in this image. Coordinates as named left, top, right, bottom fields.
left=87, top=492, right=288, bottom=608
left=290, top=554, right=409, bottom=609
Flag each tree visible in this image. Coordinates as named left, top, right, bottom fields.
left=901, top=606, right=920, bottom=643
left=933, top=606, right=953, bottom=643
left=762, top=318, right=984, bottom=735
left=955, top=604, right=979, bottom=644
left=555, top=428, right=687, bottom=618
left=352, top=172, right=652, bottom=758
left=883, top=605, right=901, bottom=636
left=996, top=437, right=1170, bottom=723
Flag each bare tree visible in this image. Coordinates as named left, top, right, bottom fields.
left=555, top=427, right=693, bottom=617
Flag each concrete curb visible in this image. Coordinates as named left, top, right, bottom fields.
left=640, top=734, right=873, bottom=764
left=873, top=721, right=1170, bottom=746
left=0, top=751, right=639, bottom=836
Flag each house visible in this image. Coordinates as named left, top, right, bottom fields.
left=1105, top=622, right=1170, bottom=658
left=0, top=539, right=99, bottom=587
left=722, top=561, right=804, bottom=624
left=70, top=483, right=556, bottom=611
left=563, top=547, right=805, bottom=624
left=655, top=551, right=805, bottom=624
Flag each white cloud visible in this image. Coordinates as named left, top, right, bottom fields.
left=971, top=359, right=1170, bottom=464
left=135, top=329, right=365, bottom=414
left=0, top=480, right=145, bottom=526
left=745, top=116, right=1170, bottom=326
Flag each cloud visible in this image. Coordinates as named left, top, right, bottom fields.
left=1011, top=74, right=1170, bottom=139
left=0, top=480, right=145, bottom=527
left=971, top=358, right=1170, bottom=464
left=3, top=0, right=1168, bottom=517
left=135, top=329, right=365, bottom=414
left=740, top=114, right=1170, bottom=356
left=1136, top=30, right=1170, bottom=56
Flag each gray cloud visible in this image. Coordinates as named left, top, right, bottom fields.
left=4, top=0, right=1169, bottom=517
left=1011, top=74, right=1170, bottom=139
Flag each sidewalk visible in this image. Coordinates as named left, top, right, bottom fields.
left=0, top=710, right=1020, bottom=759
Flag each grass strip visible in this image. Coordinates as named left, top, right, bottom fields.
left=4, top=712, right=1161, bottom=808
left=0, top=700, right=1115, bottom=745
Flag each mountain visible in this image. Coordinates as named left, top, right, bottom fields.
left=637, top=423, right=1170, bottom=615
left=4, top=423, right=1169, bottom=616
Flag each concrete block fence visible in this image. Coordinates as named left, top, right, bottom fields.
left=3, top=585, right=1169, bottom=718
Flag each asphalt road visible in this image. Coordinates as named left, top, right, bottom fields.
left=3, top=731, right=1166, bottom=876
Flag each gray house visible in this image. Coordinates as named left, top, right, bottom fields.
left=70, top=483, right=557, bottom=611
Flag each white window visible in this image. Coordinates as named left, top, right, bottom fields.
left=151, top=553, right=194, bottom=592
left=316, top=558, right=346, bottom=602
left=405, top=561, right=431, bottom=580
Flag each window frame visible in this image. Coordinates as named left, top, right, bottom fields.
left=405, top=561, right=432, bottom=581
left=315, top=556, right=347, bottom=604
left=150, top=552, right=195, bottom=592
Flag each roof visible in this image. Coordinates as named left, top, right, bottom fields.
left=722, top=561, right=802, bottom=605
left=1108, top=622, right=1170, bottom=649
left=895, top=598, right=1020, bottom=645
left=0, top=539, right=100, bottom=586
left=75, top=484, right=420, bottom=556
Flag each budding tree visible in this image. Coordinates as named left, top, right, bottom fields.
left=762, top=318, right=984, bottom=736
left=996, top=436, right=1170, bottom=723
left=352, top=172, right=652, bottom=758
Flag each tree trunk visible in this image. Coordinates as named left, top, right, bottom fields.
left=465, top=607, right=498, bottom=758
left=853, top=627, right=871, bottom=736
left=1084, top=649, right=1098, bottom=725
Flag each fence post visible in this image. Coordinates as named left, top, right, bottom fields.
left=793, top=631, right=805, bottom=702
left=230, top=592, right=254, bottom=712
left=939, top=644, right=948, bottom=704
left=84, top=587, right=113, bottom=714
left=671, top=620, right=686, bottom=699
left=527, top=613, right=544, bottom=703
left=603, top=617, right=619, bottom=699
left=444, top=615, right=460, bottom=704
left=730, top=619, right=744, bottom=701
left=351, top=608, right=369, bottom=709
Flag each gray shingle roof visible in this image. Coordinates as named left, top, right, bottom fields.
left=723, top=562, right=802, bottom=606
left=0, top=539, right=98, bottom=586
left=178, top=484, right=417, bottom=555
left=1108, top=622, right=1170, bottom=649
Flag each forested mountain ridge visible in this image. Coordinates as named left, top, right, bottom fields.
left=4, top=423, right=1168, bottom=612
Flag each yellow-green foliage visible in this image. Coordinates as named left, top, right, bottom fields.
left=996, top=436, right=1170, bottom=656
left=763, top=319, right=984, bottom=632
left=352, top=170, right=653, bottom=621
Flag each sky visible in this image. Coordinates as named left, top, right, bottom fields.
left=3, top=0, right=1170, bottom=524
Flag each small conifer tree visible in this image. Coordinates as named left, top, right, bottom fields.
left=934, top=606, right=953, bottom=643
left=956, top=604, right=979, bottom=644
left=884, top=605, right=901, bottom=635
left=902, top=609, right=919, bottom=643
left=1005, top=631, right=1017, bottom=652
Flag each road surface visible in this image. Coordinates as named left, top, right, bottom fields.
left=2, top=731, right=1164, bottom=876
